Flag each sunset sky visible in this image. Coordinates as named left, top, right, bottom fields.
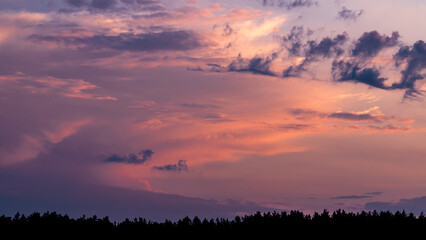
left=0, top=0, right=425, bottom=221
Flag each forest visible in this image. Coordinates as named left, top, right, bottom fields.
left=1, top=209, right=426, bottom=238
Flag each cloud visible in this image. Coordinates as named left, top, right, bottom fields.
left=337, top=7, right=364, bottom=21
left=263, top=123, right=312, bottom=132
left=65, top=0, right=162, bottom=11
left=331, top=195, right=372, bottom=199
left=331, top=61, right=389, bottom=89
left=274, top=123, right=311, bottom=131
left=286, top=107, right=412, bottom=132
left=104, top=149, right=154, bottom=164
left=180, top=103, right=220, bottom=109
left=201, top=28, right=347, bottom=78
left=0, top=166, right=275, bottom=222
left=288, top=108, right=383, bottom=122
left=352, top=31, right=399, bottom=58
left=0, top=74, right=117, bottom=101
left=392, top=40, right=426, bottom=98
left=153, top=159, right=188, bottom=172
left=199, top=54, right=279, bottom=77
left=121, top=0, right=160, bottom=4
left=65, top=0, right=118, bottom=10
left=281, top=26, right=309, bottom=57
left=365, top=196, right=426, bottom=215
left=0, top=119, right=91, bottom=166
left=227, top=54, right=279, bottom=77
left=287, top=108, right=324, bottom=119
left=262, top=0, right=318, bottom=10
left=65, top=0, right=89, bottom=8
left=283, top=31, right=348, bottom=77
left=90, top=0, right=117, bottom=10
left=282, top=65, right=304, bottom=78
left=306, top=33, right=348, bottom=58
left=223, top=24, right=233, bottom=36
left=328, top=112, right=380, bottom=122
left=365, top=192, right=383, bottom=196
left=367, top=124, right=410, bottom=132
left=118, top=0, right=166, bottom=12
left=29, top=30, right=207, bottom=52
left=203, top=26, right=422, bottom=98
left=332, top=34, right=424, bottom=98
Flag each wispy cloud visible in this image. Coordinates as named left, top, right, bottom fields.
left=337, top=7, right=364, bottom=21
left=262, top=0, right=318, bottom=10
left=104, top=149, right=154, bottom=164
left=0, top=74, right=117, bottom=101
left=153, top=159, right=188, bottom=172
left=29, top=30, right=208, bottom=52
left=331, top=195, right=372, bottom=199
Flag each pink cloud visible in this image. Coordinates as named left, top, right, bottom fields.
left=0, top=119, right=92, bottom=166
left=1, top=74, right=117, bottom=100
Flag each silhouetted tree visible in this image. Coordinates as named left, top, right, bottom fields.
left=2, top=209, right=426, bottom=238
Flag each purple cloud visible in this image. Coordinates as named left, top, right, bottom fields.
left=104, top=149, right=154, bottom=164
left=337, top=7, right=364, bottom=21
left=366, top=196, right=426, bottom=215
left=28, top=30, right=207, bottom=52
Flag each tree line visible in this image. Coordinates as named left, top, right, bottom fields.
left=1, top=209, right=426, bottom=238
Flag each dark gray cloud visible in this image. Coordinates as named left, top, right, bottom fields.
left=28, top=30, right=206, bottom=52
left=281, top=27, right=348, bottom=78
left=366, top=196, right=426, bottom=215
left=280, top=27, right=308, bottom=77
left=198, top=54, right=279, bottom=77
left=153, top=160, right=188, bottom=172
left=104, top=149, right=154, bottom=164
left=288, top=108, right=381, bottom=122
left=282, top=65, right=305, bottom=78
left=191, top=27, right=423, bottom=99
left=333, top=33, right=424, bottom=99
left=281, top=26, right=308, bottom=57
left=204, top=28, right=347, bottom=78
left=228, top=54, right=279, bottom=76
left=331, top=195, right=372, bottom=199
left=331, top=61, right=389, bottom=89
left=352, top=31, right=399, bottom=58
left=223, top=24, right=233, bottom=36
left=306, top=33, right=348, bottom=58
left=392, top=40, right=426, bottom=98
left=332, top=31, right=399, bottom=89
left=337, top=7, right=364, bottom=21
left=328, top=112, right=380, bottom=122
left=262, top=0, right=318, bottom=10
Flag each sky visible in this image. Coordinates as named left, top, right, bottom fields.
left=0, top=0, right=425, bottom=221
